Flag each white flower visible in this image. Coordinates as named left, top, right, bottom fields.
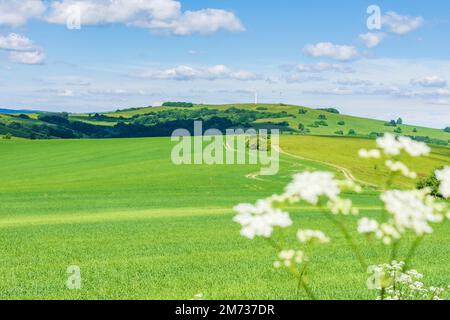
left=398, top=137, right=430, bottom=157
left=369, top=261, right=449, bottom=300
left=358, top=148, right=381, bottom=159
left=274, top=250, right=306, bottom=268
left=381, top=189, right=444, bottom=236
left=283, top=172, right=340, bottom=205
left=327, top=197, right=359, bottom=215
left=357, top=218, right=379, bottom=234
left=377, top=133, right=403, bottom=156
left=233, top=199, right=292, bottom=239
left=377, top=134, right=430, bottom=157
left=435, top=166, right=450, bottom=198
left=297, top=229, right=330, bottom=244
left=385, top=160, right=417, bottom=179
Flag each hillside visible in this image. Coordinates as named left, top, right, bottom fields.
left=1, top=103, right=449, bottom=145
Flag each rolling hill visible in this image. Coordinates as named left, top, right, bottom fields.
left=0, top=103, right=449, bottom=146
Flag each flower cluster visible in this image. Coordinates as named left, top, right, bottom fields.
left=367, top=261, right=449, bottom=300
left=385, top=160, right=417, bottom=179
left=327, top=197, right=359, bottom=216
left=358, top=149, right=381, bottom=159
left=376, top=133, right=430, bottom=157
left=297, top=229, right=330, bottom=244
left=359, top=189, right=447, bottom=244
left=233, top=200, right=292, bottom=239
left=273, top=250, right=307, bottom=269
left=283, top=172, right=340, bottom=205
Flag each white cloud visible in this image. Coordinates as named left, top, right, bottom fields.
left=45, top=0, right=244, bottom=35
left=411, top=76, right=447, bottom=88
left=359, top=32, right=385, bottom=48
left=303, top=42, right=358, bottom=61
left=0, top=0, right=45, bottom=27
left=382, top=12, right=424, bottom=35
left=57, top=89, right=75, bottom=97
left=295, top=62, right=354, bottom=73
left=135, top=65, right=258, bottom=81
left=0, top=33, right=46, bottom=65
left=8, top=50, right=46, bottom=64
left=0, top=33, right=37, bottom=51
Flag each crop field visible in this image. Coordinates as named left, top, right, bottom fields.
left=0, top=135, right=449, bottom=300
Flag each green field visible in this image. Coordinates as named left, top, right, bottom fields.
left=1, top=135, right=449, bottom=300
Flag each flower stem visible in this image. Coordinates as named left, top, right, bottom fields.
left=403, top=236, right=423, bottom=270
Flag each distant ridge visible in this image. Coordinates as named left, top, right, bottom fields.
left=0, top=108, right=39, bottom=114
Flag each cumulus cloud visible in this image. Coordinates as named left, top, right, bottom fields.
left=8, top=50, right=46, bottom=64
left=382, top=12, right=424, bottom=35
left=45, top=0, right=244, bottom=35
left=411, top=76, right=447, bottom=88
left=135, top=65, right=258, bottom=81
left=359, top=32, right=385, bottom=48
left=0, top=33, right=46, bottom=64
left=303, top=42, right=358, bottom=61
left=0, top=0, right=45, bottom=27
left=0, top=33, right=38, bottom=51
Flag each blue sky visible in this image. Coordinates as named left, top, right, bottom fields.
left=0, top=0, right=449, bottom=128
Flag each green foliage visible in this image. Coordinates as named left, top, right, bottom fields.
left=298, top=109, right=308, bottom=114
left=2, top=132, right=12, bottom=139
left=256, top=107, right=268, bottom=111
left=318, top=114, right=327, bottom=120
left=317, top=108, right=340, bottom=114
left=348, top=129, right=356, bottom=135
left=397, top=118, right=403, bottom=125
left=162, top=102, right=194, bottom=108
left=337, top=121, right=345, bottom=126
left=334, top=130, right=344, bottom=135
left=394, top=127, right=403, bottom=134
left=384, top=120, right=397, bottom=127
left=417, top=170, right=443, bottom=197
left=444, top=127, right=450, bottom=133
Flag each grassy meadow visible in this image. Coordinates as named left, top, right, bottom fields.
left=0, top=135, right=449, bottom=300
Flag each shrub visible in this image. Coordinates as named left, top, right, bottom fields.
left=318, top=114, right=327, bottom=120
left=317, top=108, right=340, bottom=114
left=337, top=121, right=345, bottom=126
left=38, top=113, right=70, bottom=125
left=348, top=129, right=356, bottom=135
left=162, top=102, right=194, bottom=108
left=444, top=127, right=450, bottom=133
left=334, top=130, right=344, bottom=135
left=2, top=132, right=12, bottom=140
left=417, top=170, right=443, bottom=198
left=413, top=128, right=418, bottom=133
left=299, top=109, right=308, bottom=115
left=256, top=107, right=268, bottom=111
left=314, top=120, right=328, bottom=127
left=384, top=120, right=397, bottom=127
left=394, top=127, right=402, bottom=134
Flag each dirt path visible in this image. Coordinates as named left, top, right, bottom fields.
left=274, top=145, right=378, bottom=188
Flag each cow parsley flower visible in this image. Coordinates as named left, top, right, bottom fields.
left=233, top=199, right=292, bottom=239
left=435, top=166, right=450, bottom=199
left=377, top=133, right=403, bottom=156
left=385, top=160, right=417, bottom=179
left=327, top=197, right=359, bottom=215
left=376, top=134, right=430, bottom=157
left=398, top=137, right=430, bottom=157
left=357, top=218, right=379, bottom=234
left=283, top=172, right=340, bottom=205
left=368, top=261, right=449, bottom=300
left=274, top=250, right=307, bottom=268
left=381, top=189, right=445, bottom=237
left=358, top=149, right=381, bottom=159
left=297, top=229, right=330, bottom=244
